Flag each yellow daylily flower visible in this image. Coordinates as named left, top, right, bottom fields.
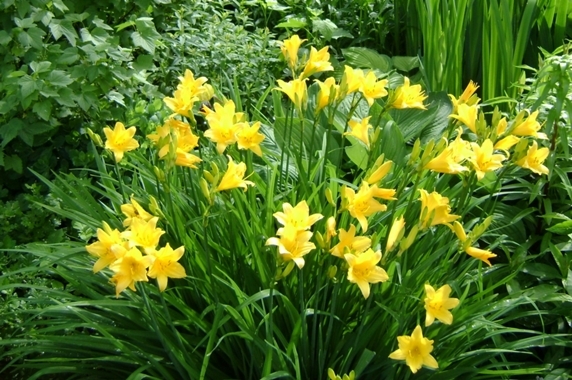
left=339, top=65, right=365, bottom=98
left=121, top=197, right=154, bottom=228
left=315, top=77, right=339, bottom=112
left=468, top=139, right=506, bottom=180
left=109, top=247, right=154, bottom=297
left=494, top=135, right=520, bottom=151
left=465, top=246, right=497, bottom=266
left=344, top=248, right=389, bottom=299
left=301, top=46, right=333, bottom=79
left=425, top=128, right=473, bottom=174
left=85, top=222, right=126, bottom=273
left=325, top=216, right=337, bottom=243
left=389, top=325, right=439, bottom=374
left=419, top=189, right=459, bottom=229
left=216, top=156, right=254, bottom=191
left=424, top=284, right=460, bottom=326
left=276, top=78, right=308, bottom=110
left=511, top=110, right=547, bottom=139
left=174, top=150, right=202, bottom=168
left=266, top=225, right=316, bottom=269
left=359, top=71, right=388, bottom=106
left=121, top=217, right=165, bottom=254
left=103, top=122, right=139, bottom=163
left=203, top=100, right=244, bottom=154
left=236, top=121, right=265, bottom=157
left=366, top=159, right=392, bottom=184
left=273, top=200, right=323, bottom=232
left=280, top=34, right=306, bottom=69
left=450, top=103, right=478, bottom=134
left=147, top=243, right=186, bottom=292
left=344, top=182, right=394, bottom=232
left=345, top=117, right=372, bottom=148
left=386, top=216, right=406, bottom=252
left=390, top=77, right=427, bottom=110
left=163, top=69, right=212, bottom=116
left=328, top=368, right=355, bottom=380
left=330, top=224, right=372, bottom=258
left=449, top=80, right=480, bottom=112
left=516, top=140, right=549, bottom=175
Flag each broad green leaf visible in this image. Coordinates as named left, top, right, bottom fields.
left=547, top=220, right=572, bottom=235
left=132, top=17, right=161, bottom=54
left=48, top=70, right=74, bottom=87
left=4, top=154, right=22, bottom=173
left=14, top=17, right=35, bottom=29
left=345, top=141, right=368, bottom=170
left=52, top=0, right=69, bottom=12
left=342, top=47, right=392, bottom=73
left=56, top=87, right=75, bottom=107
left=58, top=47, right=80, bottom=65
left=312, top=19, right=337, bottom=41
left=392, top=56, right=420, bottom=72
left=107, top=91, right=125, bottom=107
left=33, top=100, right=52, bottom=121
left=49, top=19, right=78, bottom=47
left=376, top=120, right=406, bottom=166
left=30, top=61, right=52, bottom=74
left=92, top=16, right=113, bottom=31
left=19, top=75, right=37, bottom=98
left=275, top=18, right=307, bottom=29
left=0, top=118, right=24, bottom=147
left=133, top=54, right=154, bottom=71
left=18, top=27, right=45, bottom=49
left=522, top=263, right=562, bottom=281
left=0, top=30, right=12, bottom=45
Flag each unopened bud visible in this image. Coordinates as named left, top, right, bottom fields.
left=325, top=188, right=336, bottom=206
left=408, top=138, right=422, bottom=166
left=327, top=265, right=338, bottom=279
left=199, top=177, right=211, bottom=202
left=153, top=166, right=165, bottom=182
left=315, top=232, right=326, bottom=249
left=87, top=128, right=103, bottom=147
left=148, top=196, right=165, bottom=218
left=203, top=170, right=215, bottom=183
left=399, top=224, right=419, bottom=252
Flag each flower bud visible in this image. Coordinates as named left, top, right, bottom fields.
left=87, top=128, right=103, bottom=147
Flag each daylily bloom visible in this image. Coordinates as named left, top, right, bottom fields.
left=315, top=77, right=339, bottom=112
left=330, top=224, right=372, bottom=258
left=390, top=77, right=427, bottom=109
left=516, top=140, right=549, bottom=175
left=301, top=46, right=333, bottom=78
left=147, top=243, right=186, bottom=292
left=389, top=325, right=439, bottom=374
left=86, top=222, right=126, bottom=273
left=276, top=78, right=308, bottom=110
left=359, top=71, right=388, bottom=106
left=163, top=69, right=212, bottom=116
left=121, top=217, right=165, bottom=254
left=425, top=128, right=473, bottom=174
left=273, top=200, right=323, bottom=232
left=450, top=103, right=478, bottom=134
left=216, top=156, right=254, bottom=191
left=468, top=139, right=506, bottom=180
left=494, top=135, right=520, bottom=151
left=465, top=246, right=497, bottom=266
left=386, top=216, right=405, bottom=252
left=424, top=284, right=460, bottom=326
left=236, top=121, right=265, bottom=157
left=339, top=66, right=364, bottom=97
left=449, top=80, right=479, bottom=111
left=174, top=150, right=202, bottom=168
left=280, top=34, right=306, bottom=69
left=325, top=217, right=337, bottom=243
left=345, top=248, right=389, bottom=299
left=345, top=117, right=372, bottom=148
left=344, top=182, right=394, bottom=232
left=266, top=225, right=316, bottom=269
left=121, top=197, right=154, bottom=227
left=511, top=110, right=547, bottom=139
left=328, top=368, right=355, bottom=380
left=419, top=189, right=459, bottom=228
left=109, top=247, right=154, bottom=297
left=103, top=122, right=139, bottom=163
left=203, top=100, right=244, bottom=154
left=366, top=159, right=392, bottom=184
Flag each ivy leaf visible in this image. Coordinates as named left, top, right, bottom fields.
left=132, top=17, right=161, bottom=54
left=48, top=70, right=74, bottom=87
left=58, top=47, right=80, bottom=65
left=19, top=75, right=37, bottom=99
left=4, top=154, right=23, bottom=173
left=30, top=61, right=52, bottom=74
left=0, top=118, right=24, bottom=147
left=33, top=100, right=52, bottom=121
left=18, top=27, right=45, bottom=49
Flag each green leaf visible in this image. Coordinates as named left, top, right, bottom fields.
left=58, top=47, right=80, bottom=65
left=52, top=0, right=69, bottom=12
left=4, top=154, right=22, bottom=173
left=92, top=16, right=113, bottom=31
left=376, top=120, right=406, bottom=166
left=30, top=61, right=52, bottom=74
left=547, top=220, right=572, bottom=235
left=56, top=87, right=75, bottom=107
left=19, top=75, right=37, bottom=98
left=312, top=19, right=338, bottom=41
left=14, top=17, right=35, bottom=29
left=18, top=126, right=34, bottom=146
left=49, top=19, right=78, bottom=47
left=18, top=27, right=45, bottom=49
left=392, top=56, right=420, bottom=72
left=342, top=47, right=392, bottom=73
left=275, top=18, right=307, bottom=29
left=522, top=263, right=562, bottom=281
left=0, top=118, right=24, bottom=147
left=131, top=17, right=161, bottom=54
left=107, top=91, right=125, bottom=106
left=0, top=30, right=12, bottom=46
left=345, top=142, right=368, bottom=170
left=48, top=70, right=74, bottom=87
left=33, top=100, right=52, bottom=121
left=133, top=54, right=154, bottom=71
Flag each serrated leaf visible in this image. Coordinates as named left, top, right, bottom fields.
left=0, top=118, right=24, bottom=147
left=48, top=70, right=74, bottom=87
left=275, top=18, right=307, bottom=29
left=547, top=220, right=572, bottom=235
left=16, top=0, right=29, bottom=19
left=30, top=61, right=52, bottom=73
left=18, top=127, right=34, bottom=146
left=58, top=47, right=79, bottom=65
left=92, top=16, right=113, bottom=30
left=133, top=54, right=154, bottom=71
left=19, top=75, right=37, bottom=98
left=33, top=100, right=52, bottom=121
left=343, top=47, right=392, bottom=73
left=115, top=20, right=136, bottom=32
left=23, top=27, right=45, bottom=49
left=312, top=19, right=338, bottom=41
left=14, top=17, right=35, bottom=29
left=56, top=87, right=75, bottom=107
left=0, top=30, right=12, bottom=46
left=132, top=17, right=161, bottom=54
left=4, top=154, right=22, bottom=173
left=107, top=91, right=125, bottom=106
left=49, top=19, right=77, bottom=47
left=52, top=0, right=69, bottom=12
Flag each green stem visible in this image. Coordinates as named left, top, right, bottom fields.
left=114, top=160, right=127, bottom=203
